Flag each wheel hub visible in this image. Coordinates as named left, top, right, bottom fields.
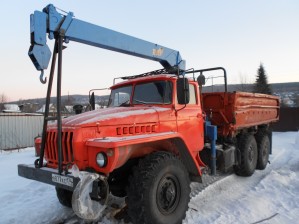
left=165, top=183, right=175, bottom=203
left=157, top=174, right=180, bottom=215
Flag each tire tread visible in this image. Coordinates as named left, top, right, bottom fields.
left=127, top=151, right=190, bottom=224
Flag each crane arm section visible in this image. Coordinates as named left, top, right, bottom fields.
left=29, top=4, right=185, bottom=73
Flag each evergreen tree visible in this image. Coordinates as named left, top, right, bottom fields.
left=254, top=63, right=272, bottom=94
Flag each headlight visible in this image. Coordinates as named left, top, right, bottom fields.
left=96, top=152, right=107, bottom=167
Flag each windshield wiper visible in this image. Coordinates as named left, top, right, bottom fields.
left=133, top=99, right=148, bottom=105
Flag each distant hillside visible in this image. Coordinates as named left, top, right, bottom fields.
left=7, top=82, right=299, bottom=108
left=10, top=94, right=110, bottom=106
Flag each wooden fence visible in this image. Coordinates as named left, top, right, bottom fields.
left=272, top=107, right=299, bottom=132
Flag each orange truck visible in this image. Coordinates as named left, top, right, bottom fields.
left=19, top=70, right=279, bottom=223
left=18, top=5, right=279, bottom=224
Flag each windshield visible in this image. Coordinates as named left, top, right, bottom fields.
left=108, top=85, right=132, bottom=107
left=108, top=81, right=173, bottom=107
left=133, top=81, right=172, bottom=105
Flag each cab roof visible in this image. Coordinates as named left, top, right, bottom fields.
left=111, top=74, right=179, bottom=89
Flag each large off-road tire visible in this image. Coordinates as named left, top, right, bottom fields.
left=255, top=132, right=270, bottom=170
left=127, top=151, right=190, bottom=224
left=234, top=134, right=258, bottom=177
left=55, top=187, right=73, bottom=208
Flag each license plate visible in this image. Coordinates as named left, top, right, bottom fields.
left=52, top=174, right=73, bottom=187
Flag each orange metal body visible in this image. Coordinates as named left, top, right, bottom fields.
left=38, top=75, right=205, bottom=176
left=34, top=76, right=279, bottom=178
left=202, top=91, right=280, bottom=137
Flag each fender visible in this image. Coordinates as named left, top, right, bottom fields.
left=85, top=132, right=202, bottom=179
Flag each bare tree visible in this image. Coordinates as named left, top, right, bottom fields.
left=237, top=73, right=253, bottom=92
left=0, top=93, right=8, bottom=111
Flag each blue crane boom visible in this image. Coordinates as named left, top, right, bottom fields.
left=29, top=4, right=185, bottom=75
left=28, top=4, right=186, bottom=174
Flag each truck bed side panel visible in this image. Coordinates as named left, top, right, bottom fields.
left=202, top=92, right=279, bottom=137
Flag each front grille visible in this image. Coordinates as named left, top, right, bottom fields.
left=45, top=131, right=74, bottom=166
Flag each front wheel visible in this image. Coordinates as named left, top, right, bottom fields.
left=127, top=151, right=190, bottom=224
left=55, top=187, right=72, bottom=208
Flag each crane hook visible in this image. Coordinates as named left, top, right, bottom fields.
left=39, top=70, right=47, bottom=84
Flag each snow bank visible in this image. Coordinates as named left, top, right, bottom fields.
left=0, top=148, right=74, bottom=224
left=295, top=130, right=299, bottom=146
left=185, top=132, right=299, bottom=224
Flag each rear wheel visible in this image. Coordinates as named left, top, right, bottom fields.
left=234, top=134, right=258, bottom=176
left=256, top=133, right=270, bottom=170
left=127, top=151, right=190, bottom=224
left=55, top=187, right=72, bottom=208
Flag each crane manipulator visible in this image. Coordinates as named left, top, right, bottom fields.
left=28, top=4, right=186, bottom=173
left=29, top=4, right=186, bottom=81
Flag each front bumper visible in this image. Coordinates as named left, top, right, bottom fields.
left=18, top=164, right=80, bottom=191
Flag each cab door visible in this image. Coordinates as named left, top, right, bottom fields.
left=176, top=83, right=205, bottom=153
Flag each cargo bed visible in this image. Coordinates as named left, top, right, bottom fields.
left=202, top=91, right=279, bottom=137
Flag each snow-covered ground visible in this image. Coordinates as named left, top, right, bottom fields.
left=0, top=132, right=298, bottom=224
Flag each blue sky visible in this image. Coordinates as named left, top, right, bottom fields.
left=0, top=0, right=298, bottom=101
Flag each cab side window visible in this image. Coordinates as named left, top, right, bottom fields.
left=189, top=84, right=197, bottom=104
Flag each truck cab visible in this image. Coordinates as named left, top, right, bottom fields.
left=42, top=74, right=205, bottom=180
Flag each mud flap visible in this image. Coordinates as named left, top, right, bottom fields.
left=71, top=165, right=108, bottom=221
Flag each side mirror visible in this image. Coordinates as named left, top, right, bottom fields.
left=177, top=77, right=190, bottom=105
left=89, top=92, right=95, bottom=110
